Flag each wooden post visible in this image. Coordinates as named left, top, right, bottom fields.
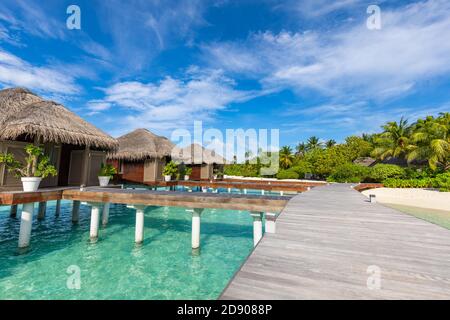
left=102, top=202, right=110, bottom=226
left=250, top=212, right=263, bottom=247
left=55, top=200, right=61, bottom=217
left=81, top=145, right=90, bottom=187
left=265, top=212, right=277, bottom=234
left=10, top=204, right=18, bottom=218
left=18, top=202, right=35, bottom=248
left=37, top=202, right=46, bottom=220
left=188, top=208, right=204, bottom=249
left=72, top=200, right=80, bottom=223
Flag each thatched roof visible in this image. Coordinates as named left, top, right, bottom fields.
left=0, top=88, right=118, bottom=150
left=108, top=128, right=175, bottom=161
left=172, top=143, right=226, bottom=165
left=353, top=157, right=377, bottom=167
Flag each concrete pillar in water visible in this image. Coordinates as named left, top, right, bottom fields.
left=265, top=212, right=277, bottom=234
left=127, top=205, right=147, bottom=244
left=37, top=202, right=46, bottom=220
left=72, top=200, right=80, bottom=223
left=10, top=204, right=18, bottom=218
left=55, top=200, right=61, bottom=217
left=18, top=202, right=35, bottom=248
left=102, top=202, right=110, bottom=226
left=187, top=208, right=204, bottom=249
left=250, top=212, right=263, bottom=247
left=88, top=203, right=101, bottom=240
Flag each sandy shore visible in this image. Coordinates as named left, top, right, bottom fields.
left=362, top=188, right=450, bottom=212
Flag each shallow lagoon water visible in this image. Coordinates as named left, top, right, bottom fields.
left=0, top=201, right=254, bottom=299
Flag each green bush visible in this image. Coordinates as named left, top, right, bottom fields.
left=369, top=164, right=405, bottom=182
left=327, top=163, right=370, bottom=183
left=276, top=169, right=299, bottom=180
left=434, top=172, right=450, bottom=192
left=383, top=178, right=434, bottom=188
left=290, top=161, right=313, bottom=179
left=224, top=164, right=259, bottom=177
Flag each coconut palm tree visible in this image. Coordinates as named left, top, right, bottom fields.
left=325, top=139, right=337, bottom=148
left=407, top=115, right=449, bottom=170
left=279, top=146, right=294, bottom=169
left=295, top=142, right=307, bottom=157
left=306, top=136, right=323, bottom=150
left=372, top=117, right=412, bottom=160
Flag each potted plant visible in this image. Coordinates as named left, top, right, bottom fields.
left=184, top=167, right=192, bottom=181
left=98, top=163, right=117, bottom=187
left=0, top=144, right=58, bottom=192
left=163, top=161, right=178, bottom=182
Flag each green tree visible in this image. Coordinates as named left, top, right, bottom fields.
left=372, top=117, right=412, bottom=160
left=306, top=136, right=323, bottom=150
left=407, top=114, right=450, bottom=171
left=295, top=142, right=308, bottom=157
left=325, top=139, right=337, bottom=148
left=279, top=146, right=294, bottom=169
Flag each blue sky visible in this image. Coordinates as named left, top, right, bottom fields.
left=0, top=0, right=449, bottom=150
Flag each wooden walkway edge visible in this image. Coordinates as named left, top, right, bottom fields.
left=220, top=184, right=450, bottom=300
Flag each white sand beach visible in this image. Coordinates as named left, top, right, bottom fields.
left=362, top=188, right=450, bottom=212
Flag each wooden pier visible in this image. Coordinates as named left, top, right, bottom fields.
left=0, top=186, right=291, bottom=249
left=221, top=184, right=450, bottom=300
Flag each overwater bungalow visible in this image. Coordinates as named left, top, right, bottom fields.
left=107, top=128, right=175, bottom=184
left=173, top=143, right=226, bottom=180
left=0, top=88, right=118, bottom=189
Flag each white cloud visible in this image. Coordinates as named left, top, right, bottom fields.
left=90, top=69, right=260, bottom=135
left=203, top=0, right=450, bottom=101
left=0, top=49, right=79, bottom=94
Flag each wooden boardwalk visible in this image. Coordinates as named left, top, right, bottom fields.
left=221, top=184, right=450, bottom=300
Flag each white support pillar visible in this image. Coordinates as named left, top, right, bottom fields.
left=72, top=200, right=80, bottom=223
left=250, top=212, right=263, bottom=247
left=37, top=202, right=46, bottom=220
left=55, top=200, right=61, bottom=217
left=102, top=202, right=110, bottom=226
left=18, top=202, right=35, bottom=248
left=261, top=189, right=265, bottom=195
left=243, top=189, right=247, bottom=195
left=187, top=208, right=204, bottom=249
left=265, top=212, right=277, bottom=234
left=89, top=203, right=101, bottom=240
left=228, top=187, right=231, bottom=193
left=280, top=191, right=284, bottom=196
left=127, top=205, right=147, bottom=244
left=10, top=204, right=18, bottom=218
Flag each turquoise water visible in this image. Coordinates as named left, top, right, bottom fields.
left=0, top=201, right=254, bottom=299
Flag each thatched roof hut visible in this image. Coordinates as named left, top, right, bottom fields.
left=108, top=128, right=175, bottom=161
left=173, top=143, right=226, bottom=165
left=0, top=88, right=118, bottom=150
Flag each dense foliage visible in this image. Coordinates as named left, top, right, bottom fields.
left=0, top=144, right=58, bottom=179
left=223, top=113, right=449, bottom=190
left=99, top=163, right=117, bottom=177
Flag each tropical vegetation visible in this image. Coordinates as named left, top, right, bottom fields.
left=0, top=144, right=58, bottom=178
left=224, top=113, right=450, bottom=191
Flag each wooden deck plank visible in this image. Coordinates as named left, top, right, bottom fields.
left=221, top=184, right=450, bottom=300
left=62, top=188, right=290, bottom=212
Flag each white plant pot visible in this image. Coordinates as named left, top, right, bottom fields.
left=164, top=175, right=171, bottom=182
left=98, top=176, right=111, bottom=187
left=184, top=175, right=190, bottom=181
left=21, top=177, right=42, bottom=192
left=213, top=175, right=218, bottom=180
